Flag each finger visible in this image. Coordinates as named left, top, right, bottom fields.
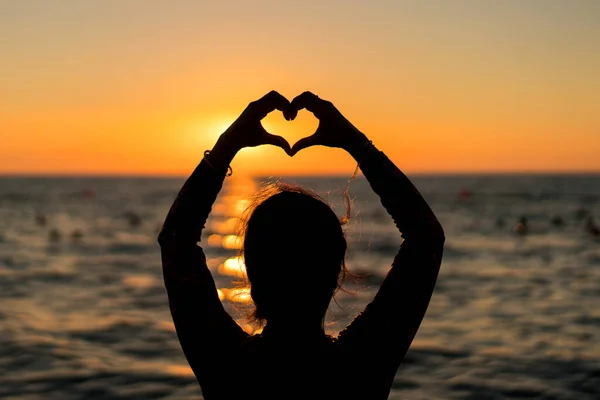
left=263, top=134, right=292, bottom=155
left=252, top=90, right=292, bottom=120
left=290, top=134, right=320, bottom=156
left=290, top=91, right=329, bottom=119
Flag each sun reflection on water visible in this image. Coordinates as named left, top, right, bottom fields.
left=218, top=287, right=252, bottom=303
left=222, top=234, right=242, bottom=249
left=211, top=217, right=241, bottom=235
left=218, top=256, right=247, bottom=278
left=205, top=175, right=261, bottom=333
left=235, top=199, right=251, bottom=215
left=207, top=234, right=222, bottom=247
left=165, top=364, right=195, bottom=377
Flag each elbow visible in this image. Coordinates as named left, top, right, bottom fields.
left=405, top=223, right=444, bottom=253
left=423, top=224, right=444, bottom=256
left=421, top=214, right=444, bottom=245
left=433, top=223, right=445, bottom=260
left=157, top=228, right=171, bottom=247
left=428, top=211, right=445, bottom=244
left=421, top=221, right=445, bottom=254
left=433, top=223, right=445, bottom=244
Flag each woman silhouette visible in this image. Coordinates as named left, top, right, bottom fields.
left=158, top=91, right=445, bottom=400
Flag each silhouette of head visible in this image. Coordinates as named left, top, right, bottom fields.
left=239, top=182, right=348, bottom=326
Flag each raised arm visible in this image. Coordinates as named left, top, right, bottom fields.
left=341, top=140, right=445, bottom=350
left=158, top=90, right=293, bottom=382
left=289, top=92, right=445, bottom=363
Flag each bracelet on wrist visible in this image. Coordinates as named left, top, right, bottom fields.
left=203, top=150, right=233, bottom=177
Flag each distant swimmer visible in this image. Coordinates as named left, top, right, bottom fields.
left=586, top=217, right=600, bottom=238
left=550, top=214, right=565, bottom=228
left=82, top=188, right=96, bottom=198
left=514, top=216, right=528, bottom=236
left=71, top=229, right=84, bottom=242
left=124, top=211, right=142, bottom=228
left=457, top=185, right=472, bottom=201
left=48, top=228, right=61, bottom=242
left=35, top=212, right=47, bottom=227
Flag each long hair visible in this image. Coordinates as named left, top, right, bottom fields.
left=238, top=182, right=351, bottom=326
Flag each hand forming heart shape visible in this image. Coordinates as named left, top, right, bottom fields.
left=218, top=90, right=367, bottom=158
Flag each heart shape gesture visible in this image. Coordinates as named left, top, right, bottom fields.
left=214, top=90, right=370, bottom=160
left=287, top=91, right=368, bottom=156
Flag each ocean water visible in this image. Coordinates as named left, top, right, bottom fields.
left=1, top=173, right=600, bottom=400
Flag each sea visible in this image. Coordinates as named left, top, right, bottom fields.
left=1, top=173, right=600, bottom=400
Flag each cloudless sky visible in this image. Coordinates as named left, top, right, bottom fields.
left=1, top=0, right=599, bottom=176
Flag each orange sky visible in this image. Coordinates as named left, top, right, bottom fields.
left=1, top=1, right=599, bottom=177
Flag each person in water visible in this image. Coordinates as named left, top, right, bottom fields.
left=158, top=91, right=445, bottom=400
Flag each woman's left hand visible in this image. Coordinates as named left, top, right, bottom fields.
left=213, top=90, right=293, bottom=157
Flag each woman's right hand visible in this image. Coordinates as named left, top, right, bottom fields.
left=289, top=91, right=371, bottom=157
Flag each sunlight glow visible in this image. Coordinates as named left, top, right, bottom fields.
left=222, top=234, right=242, bottom=250
left=228, top=287, right=252, bottom=303
left=1, top=2, right=599, bottom=175
left=218, top=287, right=252, bottom=303
left=235, top=199, right=251, bottom=214
left=165, top=364, right=195, bottom=377
left=211, top=217, right=241, bottom=235
left=218, top=256, right=247, bottom=278
left=207, top=234, right=222, bottom=247
left=181, top=116, right=235, bottom=148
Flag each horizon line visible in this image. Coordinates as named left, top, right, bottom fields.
left=2, top=170, right=600, bottom=179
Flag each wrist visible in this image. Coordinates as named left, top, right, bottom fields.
left=209, top=138, right=240, bottom=171
left=343, top=133, right=374, bottom=161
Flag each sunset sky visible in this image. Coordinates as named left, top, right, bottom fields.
left=1, top=0, right=599, bottom=177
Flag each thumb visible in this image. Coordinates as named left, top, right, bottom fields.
left=290, top=135, right=319, bottom=156
left=263, top=134, right=292, bottom=155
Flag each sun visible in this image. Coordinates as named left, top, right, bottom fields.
left=205, top=117, right=235, bottom=143
left=179, top=115, right=236, bottom=148
left=177, top=114, right=290, bottom=158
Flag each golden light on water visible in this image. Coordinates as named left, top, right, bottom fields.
left=211, top=217, right=240, bottom=235
left=211, top=203, right=228, bottom=216
left=218, top=256, right=247, bottom=278
left=122, top=275, right=156, bottom=289
left=235, top=199, right=251, bottom=215
left=228, top=287, right=252, bottom=303
left=155, top=320, right=176, bottom=333
left=165, top=364, right=195, bottom=377
left=207, top=175, right=259, bottom=333
left=207, top=234, right=222, bottom=247
left=218, top=287, right=252, bottom=303
left=222, top=234, right=242, bottom=250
